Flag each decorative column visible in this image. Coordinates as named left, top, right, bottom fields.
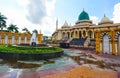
left=38, top=34, right=42, bottom=44
left=86, top=30, right=88, bottom=37
left=81, top=30, right=83, bottom=38
left=111, top=30, right=116, bottom=55
left=96, top=30, right=100, bottom=53
left=73, top=31, right=75, bottom=38
left=92, top=31, right=95, bottom=39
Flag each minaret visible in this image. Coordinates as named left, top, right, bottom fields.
left=56, top=18, right=58, bottom=30
left=39, top=29, right=41, bottom=34
left=104, top=14, right=106, bottom=17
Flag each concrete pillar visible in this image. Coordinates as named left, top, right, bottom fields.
left=111, top=31, right=116, bottom=55
left=92, top=31, right=95, bottom=39
left=81, top=31, right=83, bottom=38
left=86, top=30, right=88, bottom=37
left=96, top=31, right=100, bottom=53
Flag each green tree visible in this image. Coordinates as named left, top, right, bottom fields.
left=22, top=27, right=30, bottom=34
left=0, top=13, right=7, bottom=30
left=7, top=24, right=19, bottom=33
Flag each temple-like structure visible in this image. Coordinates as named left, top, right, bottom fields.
left=0, top=32, right=43, bottom=45
left=52, top=10, right=120, bottom=55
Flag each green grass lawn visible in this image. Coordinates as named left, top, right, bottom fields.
left=0, top=45, right=62, bottom=54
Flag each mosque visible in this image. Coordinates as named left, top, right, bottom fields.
left=52, top=9, right=120, bottom=56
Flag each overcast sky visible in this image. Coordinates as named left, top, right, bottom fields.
left=0, top=0, right=120, bottom=36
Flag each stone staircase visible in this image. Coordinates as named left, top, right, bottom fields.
left=84, top=37, right=90, bottom=48
left=66, top=38, right=73, bottom=43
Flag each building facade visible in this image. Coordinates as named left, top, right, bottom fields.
left=52, top=10, right=120, bottom=55
left=0, top=31, right=43, bottom=45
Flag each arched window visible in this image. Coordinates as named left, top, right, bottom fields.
left=83, top=31, right=86, bottom=37
left=88, top=31, right=92, bottom=38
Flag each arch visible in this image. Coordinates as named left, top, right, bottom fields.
left=100, top=32, right=111, bottom=54
left=83, top=30, right=86, bottom=37
left=62, top=32, right=66, bottom=39
left=88, top=30, right=93, bottom=38
left=67, top=32, right=70, bottom=39
left=103, top=35, right=110, bottom=54
left=75, top=31, right=78, bottom=38
left=100, top=32, right=111, bottom=41
left=118, top=35, right=120, bottom=55
left=114, top=32, right=120, bottom=55
left=71, top=32, right=73, bottom=38
left=62, top=32, right=68, bottom=40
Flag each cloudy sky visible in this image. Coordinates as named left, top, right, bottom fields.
left=0, top=0, right=120, bottom=36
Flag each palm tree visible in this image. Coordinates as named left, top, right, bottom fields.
left=7, top=24, right=19, bottom=33
left=0, top=13, right=7, bottom=30
left=22, top=27, right=30, bottom=34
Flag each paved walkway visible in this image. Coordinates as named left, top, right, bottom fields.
left=42, top=66, right=117, bottom=78
left=42, top=48, right=120, bottom=78
left=0, top=48, right=120, bottom=78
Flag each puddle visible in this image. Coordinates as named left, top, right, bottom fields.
left=0, top=49, right=120, bottom=78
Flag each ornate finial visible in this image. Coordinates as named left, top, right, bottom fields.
left=104, top=14, right=106, bottom=17
left=63, top=20, right=68, bottom=26
left=56, top=17, right=58, bottom=30
left=39, top=29, right=41, bottom=34
left=83, top=8, right=84, bottom=11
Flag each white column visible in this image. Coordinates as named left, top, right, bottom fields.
left=5, top=35, right=8, bottom=44
left=0, top=35, right=1, bottom=44
left=12, top=36, right=15, bottom=44
left=24, top=36, right=27, bottom=44
left=18, top=36, right=21, bottom=44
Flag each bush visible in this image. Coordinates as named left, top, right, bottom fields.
left=0, top=45, right=62, bottom=54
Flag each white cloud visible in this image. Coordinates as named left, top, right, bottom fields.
left=16, top=0, right=29, bottom=7
left=0, top=0, right=57, bottom=36
left=45, top=0, right=56, bottom=16
left=112, top=3, right=120, bottom=23
left=90, top=16, right=99, bottom=24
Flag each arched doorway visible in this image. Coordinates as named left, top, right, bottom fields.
left=83, top=31, right=86, bottom=38
left=88, top=31, right=92, bottom=38
left=62, top=32, right=65, bottom=39
left=75, top=31, right=78, bottom=38
left=71, top=32, right=73, bottom=38
left=103, top=35, right=109, bottom=54
left=118, top=35, right=120, bottom=55
left=67, top=32, right=70, bottom=39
